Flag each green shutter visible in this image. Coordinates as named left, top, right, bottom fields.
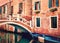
left=49, top=0, right=52, bottom=8
left=56, top=0, right=59, bottom=7
left=0, top=7, right=2, bottom=14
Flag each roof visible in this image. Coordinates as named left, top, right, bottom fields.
left=23, top=16, right=32, bottom=21
left=0, top=0, right=12, bottom=6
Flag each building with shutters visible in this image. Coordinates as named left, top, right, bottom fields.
left=32, top=0, right=60, bottom=37
left=0, top=0, right=60, bottom=38
left=0, top=0, right=32, bottom=20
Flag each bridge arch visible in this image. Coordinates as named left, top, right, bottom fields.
left=0, top=22, right=31, bottom=32
left=0, top=21, right=34, bottom=43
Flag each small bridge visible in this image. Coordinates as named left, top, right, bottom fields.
left=0, top=20, right=60, bottom=43
left=0, top=20, right=32, bottom=32
left=0, top=20, right=34, bottom=43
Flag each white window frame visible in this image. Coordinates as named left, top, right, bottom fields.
left=34, top=1, right=40, bottom=10
left=32, top=16, right=35, bottom=28
left=5, top=5, right=7, bottom=14
left=35, top=16, right=41, bottom=28
left=50, top=16, right=58, bottom=29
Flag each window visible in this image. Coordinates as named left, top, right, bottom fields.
left=51, top=17, right=57, bottom=28
left=36, top=18, right=40, bottom=27
left=49, top=0, right=59, bottom=8
left=52, top=0, right=55, bottom=7
left=3, top=6, right=5, bottom=14
left=35, top=1, right=40, bottom=10
left=49, top=0, right=52, bottom=8
left=11, top=6, right=13, bottom=15
left=56, top=0, right=59, bottom=7
left=3, top=5, right=7, bottom=14
left=0, top=7, right=2, bottom=14
left=18, top=3, right=23, bottom=14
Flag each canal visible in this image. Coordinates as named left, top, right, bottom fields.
left=0, top=24, right=40, bottom=43
left=0, top=29, right=40, bottom=43
left=0, top=24, right=60, bottom=43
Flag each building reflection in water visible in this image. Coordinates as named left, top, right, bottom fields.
left=0, top=32, right=28, bottom=43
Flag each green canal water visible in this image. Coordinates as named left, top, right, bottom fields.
left=0, top=24, right=40, bottom=43
left=0, top=32, right=31, bottom=43
left=0, top=31, right=41, bottom=43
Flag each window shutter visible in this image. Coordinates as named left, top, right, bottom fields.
left=49, top=0, right=52, bottom=8
left=0, top=7, right=2, bottom=14
left=56, top=0, right=59, bottom=7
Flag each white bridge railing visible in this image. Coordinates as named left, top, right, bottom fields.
left=0, top=15, right=31, bottom=27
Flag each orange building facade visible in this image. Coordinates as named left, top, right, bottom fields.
left=32, top=0, right=60, bottom=37
left=0, top=0, right=60, bottom=38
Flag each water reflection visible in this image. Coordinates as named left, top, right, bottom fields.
left=0, top=32, right=14, bottom=43
left=0, top=31, right=33, bottom=43
left=0, top=24, right=40, bottom=43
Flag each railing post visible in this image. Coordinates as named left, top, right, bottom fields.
left=9, top=15, right=11, bottom=20
left=17, top=14, right=20, bottom=21
left=30, top=20, right=32, bottom=27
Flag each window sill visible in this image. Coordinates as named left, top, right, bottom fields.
left=50, top=28, right=58, bottom=30
left=34, top=10, right=40, bottom=14
left=49, top=7, right=57, bottom=12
